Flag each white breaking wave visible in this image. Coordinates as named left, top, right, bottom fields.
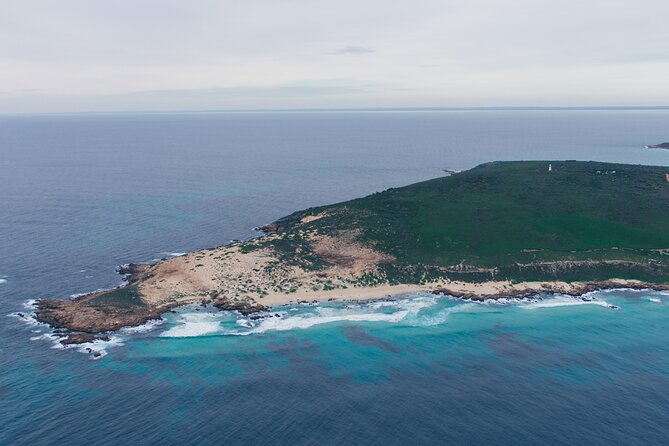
left=367, top=294, right=438, bottom=312
left=30, top=332, right=61, bottom=344
left=160, top=312, right=225, bottom=338
left=8, top=311, right=40, bottom=327
left=70, top=288, right=107, bottom=298
left=226, top=294, right=439, bottom=336
left=417, top=302, right=482, bottom=327
left=73, top=336, right=125, bottom=359
left=120, top=318, right=165, bottom=334
left=157, top=294, right=443, bottom=338
left=236, top=319, right=255, bottom=328
left=0, top=277, right=7, bottom=285
left=236, top=310, right=408, bottom=335
left=520, top=296, right=616, bottom=309
left=160, top=252, right=187, bottom=257
left=27, top=324, right=124, bottom=359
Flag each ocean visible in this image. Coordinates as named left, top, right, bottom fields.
left=1, top=110, right=668, bottom=445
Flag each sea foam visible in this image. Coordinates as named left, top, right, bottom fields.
left=73, top=336, right=125, bottom=359
left=238, top=310, right=407, bottom=335
left=226, top=294, right=439, bottom=336
left=160, top=312, right=225, bottom=338
left=120, top=318, right=165, bottom=334
left=520, top=295, right=616, bottom=309
left=417, top=302, right=483, bottom=327
left=160, top=252, right=187, bottom=257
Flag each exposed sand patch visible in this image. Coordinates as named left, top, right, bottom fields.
left=138, top=243, right=290, bottom=305
left=299, top=212, right=328, bottom=224
left=310, top=230, right=394, bottom=273
left=136, top=230, right=396, bottom=307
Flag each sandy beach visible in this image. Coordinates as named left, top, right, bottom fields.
left=135, top=240, right=659, bottom=308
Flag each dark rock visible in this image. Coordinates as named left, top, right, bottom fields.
left=35, top=298, right=166, bottom=334
left=258, top=223, right=281, bottom=233
left=61, top=333, right=111, bottom=345
left=212, top=295, right=269, bottom=316
left=115, top=263, right=149, bottom=283
left=432, top=280, right=669, bottom=301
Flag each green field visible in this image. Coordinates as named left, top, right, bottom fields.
left=267, top=161, right=669, bottom=283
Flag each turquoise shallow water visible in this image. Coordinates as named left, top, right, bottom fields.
left=9, top=289, right=669, bottom=444
left=1, top=110, right=669, bottom=444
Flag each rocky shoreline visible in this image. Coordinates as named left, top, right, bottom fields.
left=33, top=268, right=669, bottom=345
left=35, top=296, right=270, bottom=346
left=34, top=261, right=271, bottom=346
left=28, top=161, right=669, bottom=346
left=434, top=279, right=669, bottom=301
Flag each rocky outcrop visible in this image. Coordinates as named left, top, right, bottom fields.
left=560, top=280, right=669, bottom=296
left=258, top=223, right=282, bottom=233
left=34, top=285, right=270, bottom=345
left=432, top=280, right=669, bottom=301
left=116, top=263, right=150, bottom=282
left=433, top=288, right=539, bottom=301
left=60, top=333, right=110, bottom=345
left=35, top=298, right=167, bottom=334
left=212, top=295, right=269, bottom=315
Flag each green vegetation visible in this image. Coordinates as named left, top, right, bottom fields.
left=268, top=161, right=669, bottom=283
left=84, top=286, right=145, bottom=308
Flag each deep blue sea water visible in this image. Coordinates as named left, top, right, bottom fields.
left=1, top=110, right=668, bottom=445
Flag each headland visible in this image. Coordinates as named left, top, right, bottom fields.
left=34, top=161, right=669, bottom=343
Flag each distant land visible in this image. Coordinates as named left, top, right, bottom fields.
left=647, top=142, right=669, bottom=150
left=35, top=161, right=669, bottom=345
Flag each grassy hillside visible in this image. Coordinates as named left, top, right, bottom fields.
left=268, top=161, right=669, bottom=283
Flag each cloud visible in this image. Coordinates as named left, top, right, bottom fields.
left=1, top=0, right=669, bottom=112
left=328, top=46, right=375, bottom=55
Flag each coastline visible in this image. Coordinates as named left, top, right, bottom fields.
left=257, top=278, right=669, bottom=305
left=30, top=161, right=669, bottom=345
left=33, top=260, right=669, bottom=345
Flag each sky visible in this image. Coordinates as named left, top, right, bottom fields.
left=1, top=0, right=668, bottom=113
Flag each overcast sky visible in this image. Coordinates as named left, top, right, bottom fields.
left=1, top=0, right=668, bottom=113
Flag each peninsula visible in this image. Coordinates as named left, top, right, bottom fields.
left=35, top=161, right=669, bottom=344
left=647, top=142, right=669, bottom=150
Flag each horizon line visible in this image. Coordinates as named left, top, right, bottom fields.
left=2, top=105, right=669, bottom=117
